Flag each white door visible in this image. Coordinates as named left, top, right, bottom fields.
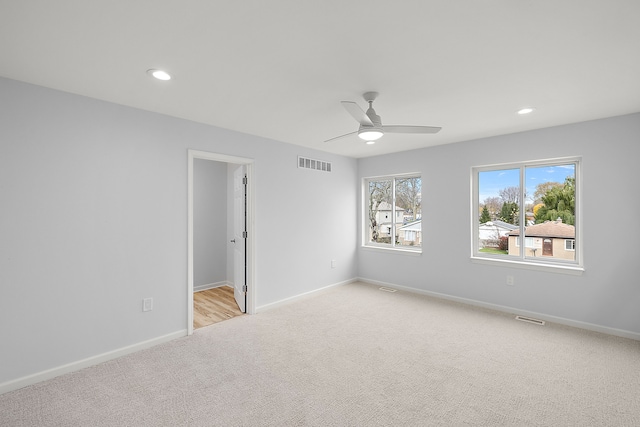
left=233, top=165, right=247, bottom=313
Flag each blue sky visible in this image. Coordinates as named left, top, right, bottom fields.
left=479, top=164, right=575, bottom=205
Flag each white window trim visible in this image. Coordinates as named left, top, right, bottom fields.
left=362, top=173, right=422, bottom=254
left=471, top=156, right=583, bottom=273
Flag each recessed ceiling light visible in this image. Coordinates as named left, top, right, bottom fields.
left=517, top=107, right=535, bottom=115
left=365, top=140, right=376, bottom=145
left=147, top=69, right=172, bottom=81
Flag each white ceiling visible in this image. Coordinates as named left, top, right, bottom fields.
left=1, top=1, right=639, bottom=158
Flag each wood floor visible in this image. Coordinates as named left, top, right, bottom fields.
left=194, top=286, right=244, bottom=329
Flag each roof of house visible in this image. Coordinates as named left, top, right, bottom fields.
left=508, top=219, right=575, bottom=238
left=479, top=220, right=518, bottom=231
left=376, top=202, right=404, bottom=212
left=399, top=220, right=421, bottom=231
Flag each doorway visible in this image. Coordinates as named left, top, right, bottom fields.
left=187, top=150, right=255, bottom=335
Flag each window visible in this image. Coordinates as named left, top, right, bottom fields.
left=472, top=157, right=581, bottom=270
left=364, top=174, right=421, bottom=251
left=515, top=237, right=537, bottom=248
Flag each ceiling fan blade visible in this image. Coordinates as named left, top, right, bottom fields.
left=341, top=101, right=373, bottom=126
left=324, top=130, right=358, bottom=143
left=382, top=125, right=442, bottom=134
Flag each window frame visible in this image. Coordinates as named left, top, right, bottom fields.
left=362, top=173, right=422, bottom=254
left=565, top=239, right=576, bottom=251
left=471, top=157, right=583, bottom=274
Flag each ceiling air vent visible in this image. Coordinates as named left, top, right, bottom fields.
left=298, top=156, right=332, bottom=172
left=515, top=315, right=545, bottom=326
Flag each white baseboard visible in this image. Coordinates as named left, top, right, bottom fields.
left=357, top=277, right=640, bottom=342
left=256, top=278, right=358, bottom=313
left=0, top=330, right=187, bottom=396
left=194, top=281, right=230, bottom=292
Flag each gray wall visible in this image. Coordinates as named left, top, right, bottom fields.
left=194, top=159, right=227, bottom=288
left=0, top=77, right=358, bottom=386
left=357, top=112, right=640, bottom=337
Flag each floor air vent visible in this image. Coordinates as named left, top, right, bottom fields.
left=379, top=287, right=397, bottom=293
left=298, top=156, right=332, bottom=172
left=515, top=315, right=545, bottom=326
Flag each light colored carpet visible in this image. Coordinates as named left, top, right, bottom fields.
left=1, top=281, right=639, bottom=426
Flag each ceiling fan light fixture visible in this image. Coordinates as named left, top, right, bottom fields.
left=358, top=129, right=384, bottom=141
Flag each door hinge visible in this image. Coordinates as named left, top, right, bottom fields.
left=242, top=284, right=247, bottom=293
left=242, top=176, right=248, bottom=185
left=242, top=231, right=248, bottom=238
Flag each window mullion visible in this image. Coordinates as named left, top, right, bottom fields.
left=519, top=166, right=526, bottom=260
left=391, top=178, right=397, bottom=248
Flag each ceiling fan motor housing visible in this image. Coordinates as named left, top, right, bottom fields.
left=359, top=101, right=384, bottom=138
left=358, top=106, right=384, bottom=140
left=365, top=106, right=382, bottom=127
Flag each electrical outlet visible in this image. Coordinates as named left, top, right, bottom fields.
left=331, top=259, right=336, bottom=268
left=506, top=275, right=515, bottom=286
left=143, top=297, right=153, bottom=312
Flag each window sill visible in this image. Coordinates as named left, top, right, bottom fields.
left=470, top=256, right=584, bottom=275
left=361, top=245, right=422, bottom=256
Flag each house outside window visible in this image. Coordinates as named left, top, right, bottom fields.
left=364, top=174, right=421, bottom=252
left=472, top=157, right=582, bottom=270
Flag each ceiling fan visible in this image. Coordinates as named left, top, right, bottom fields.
left=325, top=92, right=442, bottom=144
